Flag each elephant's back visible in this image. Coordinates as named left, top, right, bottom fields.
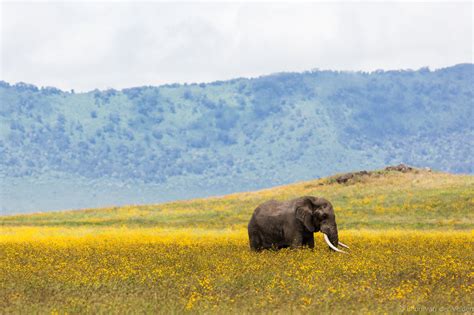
left=250, top=200, right=288, bottom=223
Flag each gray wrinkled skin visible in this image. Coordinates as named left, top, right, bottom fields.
left=248, top=196, right=339, bottom=251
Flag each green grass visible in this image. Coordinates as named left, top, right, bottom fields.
left=2, top=169, right=473, bottom=230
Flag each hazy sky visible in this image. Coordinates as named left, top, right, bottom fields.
left=1, top=1, right=472, bottom=91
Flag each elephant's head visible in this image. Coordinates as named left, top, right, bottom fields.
left=295, top=196, right=349, bottom=253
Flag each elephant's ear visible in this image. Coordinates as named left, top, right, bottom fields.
left=296, top=204, right=315, bottom=232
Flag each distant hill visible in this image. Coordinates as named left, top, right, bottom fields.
left=2, top=168, right=473, bottom=231
left=0, top=64, right=473, bottom=213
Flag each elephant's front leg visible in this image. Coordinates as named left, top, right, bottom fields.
left=290, top=233, right=304, bottom=249
left=303, top=234, right=315, bottom=249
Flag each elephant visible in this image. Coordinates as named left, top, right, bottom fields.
left=247, top=196, right=349, bottom=253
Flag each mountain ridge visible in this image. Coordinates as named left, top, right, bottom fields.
left=1, top=63, right=472, bottom=213
left=4, top=63, right=472, bottom=93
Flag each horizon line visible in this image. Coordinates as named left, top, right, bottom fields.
left=1, top=62, right=472, bottom=94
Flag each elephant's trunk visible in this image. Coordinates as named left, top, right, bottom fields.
left=322, top=224, right=347, bottom=254
left=323, top=224, right=339, bottom=247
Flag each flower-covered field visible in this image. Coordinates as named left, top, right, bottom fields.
left=1, top=170, right=473, bottom=313
left=1, top=228, right=473, bottom=313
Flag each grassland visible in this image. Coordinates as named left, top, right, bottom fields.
left=2, top=169, right=473, bottom=230
left=1, top=169, right=473, bottom=313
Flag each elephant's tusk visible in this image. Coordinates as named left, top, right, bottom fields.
left=338, top=241, right=350, bottom=249
left=323, top=234, right=348, bottom=254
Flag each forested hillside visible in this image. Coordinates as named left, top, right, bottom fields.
left=1, top=64, right=472, bottom=212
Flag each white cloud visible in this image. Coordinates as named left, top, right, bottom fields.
left=1, top=2, right=472, bottom=91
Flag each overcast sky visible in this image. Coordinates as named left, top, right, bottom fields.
left=1, top=1, right=472, bottom=91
